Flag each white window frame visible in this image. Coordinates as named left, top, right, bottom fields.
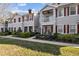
left=58, top=8, right=64, bottom=17
left=57, top=25, right=62, bottom=33
left=69, top=6, right=76, bottom=15
left=69, top=25, right=76, bottom=34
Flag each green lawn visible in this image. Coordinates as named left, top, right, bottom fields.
left=0, top=37, right=79, bottom=56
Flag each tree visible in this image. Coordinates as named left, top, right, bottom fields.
left=0, top=4, right=13, bottom=32
left=0, top=3, right=12, bottom=24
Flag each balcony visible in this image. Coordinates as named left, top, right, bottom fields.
left=43, top=16, right=49, bottom=22
left=42, top=9, right=53, bottom=15
left=43, top=18, right=49, bottom=22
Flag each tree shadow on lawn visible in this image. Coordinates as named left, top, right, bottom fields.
left=0, top=38, right=64, bottom=56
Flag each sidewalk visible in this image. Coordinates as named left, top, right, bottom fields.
left=0, top=35, right=79, bottom=47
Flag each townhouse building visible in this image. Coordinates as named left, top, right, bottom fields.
left=0, top=3, right=79, bottom=35
left=8, top=13, right=23, bottom=32
left=0, top=9, right=39, bottom=32
left=39, top=3, right=79, bottom=34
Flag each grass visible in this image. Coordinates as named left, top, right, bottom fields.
left=0, top=37, right=79, bottom=56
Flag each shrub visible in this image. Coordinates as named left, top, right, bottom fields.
left=0, top=32, right=10, bottom=36
left=60, top=47, right=79, bottom=56
left=11, top=32, right=17, bottom=36
left=14, top=32, right=31, bottom=38
left=0, top=32, right=4, bottom=36
left=53, top=33, right=61, bottom=40
left=53, top=34, right=79, bottom=43
left=30, top=32, right=40, bottom=36
left=30, top=32, right=35, bottom=36
left=58, top=34, right=75, bottom=42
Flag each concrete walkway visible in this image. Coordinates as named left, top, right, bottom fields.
left=0, top=35, right=79, bottom=47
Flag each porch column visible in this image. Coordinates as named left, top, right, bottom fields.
left=27, top=26, right=29, bottom=32
left=22, top=26, right=24, bottom=32
left=53, top=25, right=55, bottom=33
left=76, top=4, right=78, bottom=15
left=76, top=24, right=78, bottom=34
left=41, top=25, right=42, bottom=34
left=33, top=26, right=35, bottom=32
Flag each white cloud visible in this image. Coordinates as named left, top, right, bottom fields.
left=17, top=3, right=27, bottom=6
left=10, top=7, right=38, bottom=15
left=10, top=6, right=27, bottom=13
left=32, top=9, right=38, bottom=15
left=11, top=10, right=27, bottom=13
left=14, top=7, right=18, bottom=10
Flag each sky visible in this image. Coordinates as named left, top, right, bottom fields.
left=8, top=3, right=46, bottom=14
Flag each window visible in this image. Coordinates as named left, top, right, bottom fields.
left=14, top=27, right=16, bottom=32
left=42, top=9, right=53, bottom=15
left=57, top=25, right=62, bottom=33
left=44, top=16, right=49, bottom=22
left=18, top=27, right=22, bottom=32
left=22, top=16, right=24, bottom=22
left=70, top=6, right=76, bottom=15
left=24, top=16, right=27, bottom=21
left=11, top=27, right=13, bottom=32
left=9, top=27, right=10, bottom=31
left=70, top=25, right=75, bottom=33
left=14, top=19, right=16, bottom=23
left=18, top=18, right=21, bottom=22
left=47, top=25, right=53, bottom=34
left=29, top=26, right=33, bottom=32
left=29, top=14, right=33, bottom=20
left=58, top=8, right=63, bottom=17
left=1, top=28, right=4, bottom=32
left=24, top=27, right=27, bottom=32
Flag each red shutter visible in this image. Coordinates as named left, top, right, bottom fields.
left=78, top=5, right=79, bottom=14
left=55, top=8, right=57, bottom=17
left=51, top=25, right=53, bottom=32
left=67, top=25, right=69, bottom=33
left=64, top=25, right=66, bottom=33
left=77, top=24, right=79, bottom=33
left=67, top=7, right=69, bottom=16
left=64, top=7, right=66, bottom=16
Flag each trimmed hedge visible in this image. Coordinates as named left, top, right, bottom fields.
left=0, top=32, right=11, bottom=36
left=60, top=47, right=79, bottom=56
left=58, top=34, right=75, bottom=42
left=18, top=32, right=31, bottom=38
left=53, top=33, right=79, bottom=43
left=12, top=32, right=32, bottom=38
left=30, top=32, right=40, bottom=36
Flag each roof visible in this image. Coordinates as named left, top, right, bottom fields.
left=39, top=3, right=71, bottom=12
left=40, top=4, right=56, bottom=12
